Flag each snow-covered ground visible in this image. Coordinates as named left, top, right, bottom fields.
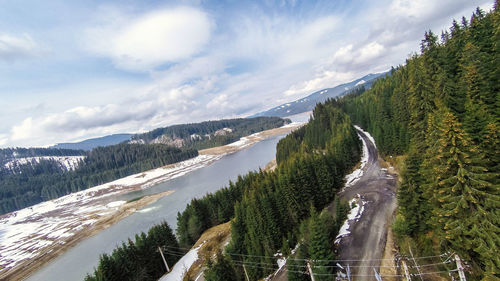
left=0, top=154, right=221, bottom=272
left=3, top=155, right=85, bottom=172
left=335, top=195, right=367, bottom=244
left=343, top=130, right=369, bottom=190
left=354, top=125, right=376, bottom=148
left=159, top=243, right=204, bottom=281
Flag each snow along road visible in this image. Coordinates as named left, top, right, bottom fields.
left=330, top=126, right=398, bottom=281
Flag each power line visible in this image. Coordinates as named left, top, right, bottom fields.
left=162, top=244, right=447, bottom=263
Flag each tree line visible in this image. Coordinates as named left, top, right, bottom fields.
left=132, top=117, right=289, bottom=150
left=336, top=5, right=499, bottom=279
left=0, top=117, right=288, bottom=215
left=0, top=144, right=197, bottom=214
left=87, top=99, right=361, bottom=280
left=84, top=222, right=180, bottom=281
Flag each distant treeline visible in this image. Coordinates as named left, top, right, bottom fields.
left=0, top=144, right=197, bottom=214
left=132, top=117, right=289, bottom=150
left=336, top=6, right=499, bottom=279
left=0, top=147, right=85, bottom=166
left=0, top=116, right=288, bottom=215
left=86, top=98, right=361, bottom=280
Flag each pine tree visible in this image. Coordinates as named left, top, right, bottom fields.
left=204, top=252, right=238, bottom=281
left=423, top=111, right=500, bottom=273
left=397, top=149, right=428, bottom=235
left=309, top=210, right=334, bottom=280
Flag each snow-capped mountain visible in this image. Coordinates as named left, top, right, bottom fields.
left=251, top=72, right=387, bottom=118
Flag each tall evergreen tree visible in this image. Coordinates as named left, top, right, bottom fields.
left=423, top=111, right=500, bottom=274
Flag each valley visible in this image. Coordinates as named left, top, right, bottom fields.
left=14, top=120, right=304, bottom=281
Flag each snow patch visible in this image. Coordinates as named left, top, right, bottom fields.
left=159, top=243, right=204, bottom=281
left=335, top=195, right=367, bottom=244
left=343, top=134, right=368, bottom=190
left=355, top=79, right=366, bottom=86
left=106, top=201, right=126, bottom=208
left=4, top=156, right=85, bottom=172
left=0, top=154, right=220, bottom=270
left=354, top=125, right=376, bottom=148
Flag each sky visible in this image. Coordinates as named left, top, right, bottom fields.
left=0, top=0, right=494, bottom=148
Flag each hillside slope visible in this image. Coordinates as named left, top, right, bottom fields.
left=251, top=72, right=386, bottom=118
left=51, top=134, right=133, bottom=151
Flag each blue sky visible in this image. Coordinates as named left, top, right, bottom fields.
left=0, top=0, right=493, bottom=147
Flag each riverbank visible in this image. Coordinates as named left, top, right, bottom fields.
left=1, top=190, right=173, bottom=281
left=0, top=122, right=304, bottom=280
left=199, top=122, right=304, bottom=155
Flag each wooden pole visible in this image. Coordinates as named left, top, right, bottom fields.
left=401, top=260, right=411, bottom=281
left=158, top=246, right=170, bottom=272
left=409, top=246, right=423, bottom=281
left=307, top=261, right=316, bottom=281
left=243, top=264, right=250, bottom=281
left=455, top=254, right=467, bottom=281
left=373, top=268, right=383, bottom=281
left=346, top=264, right=351, bottom=281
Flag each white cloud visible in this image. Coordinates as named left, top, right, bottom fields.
left=0, top=33, right=40, bottom=62
left=0, top=134, right=8, bottom=146
left=2, top=1, right=492, bottom=147
left=85, top=7, right=213, bottom=71
left=284, top=70, right=355, bottom=97
left=355, top=41, right=384, bottom=64
left=206, top=94, right=229, bottom=110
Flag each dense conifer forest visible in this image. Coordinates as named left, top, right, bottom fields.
left=86, top=4, right=498, bottom=281
left=0, top=116, right=286, bottom=215
left=132, top=117, right=289, bottom=150
left=0, top=144, right=197, bottom=214
left=86, top=99, right=360, bottom=280
left=84, top=222, right=180, bottom=281
left=336, top=5, right=499, bottom=279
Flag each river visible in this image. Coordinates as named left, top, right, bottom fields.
left=26, top=131, right=293, bottom=281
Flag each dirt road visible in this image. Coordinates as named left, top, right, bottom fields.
left=334, top=128, right=398, bottom=281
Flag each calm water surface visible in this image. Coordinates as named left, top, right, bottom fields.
left=27, top=135, right=282, bottom=281
left=27, top=113, right=310, bottom=281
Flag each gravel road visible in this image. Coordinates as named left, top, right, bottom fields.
left=333, top=128, right=398, bottom=281
left=271, top=128, right=397, bottom=281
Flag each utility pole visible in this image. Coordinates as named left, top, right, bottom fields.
left=158, top=246, right=170, bottom=272
left=409, top=246, right=423, bottom=281
left=401, top=260, right=411, bottom=281
left=242, top=264, right=250, bottom=281
left=307, top=261, right=316, bottom=281
left=346, top=264, right=351, bottom=281
left=373, top=268, right=383, bottom=281
left=455, top=254, right=467, bottom=281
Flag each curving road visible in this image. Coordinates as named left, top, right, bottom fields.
left=333, top=128, right=397, bottom=280
left=271, top=128, right=397, bottom=281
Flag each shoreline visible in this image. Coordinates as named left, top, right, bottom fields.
left=2, top=190, right=173, bottom=281
left=0, top=121, right=304, bottom=280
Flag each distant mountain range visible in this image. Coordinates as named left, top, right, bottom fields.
left=251, top=72, right=387, bottom=118
left=50, top=72, right=386, bottom=151
left=50, top=134, right=133, bottom=151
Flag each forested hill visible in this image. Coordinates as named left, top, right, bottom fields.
left=0, top=144, right=198, bottom=215
left=0, top=117, right=287, bottom=215
left=0, top=147, right=85, bottom=166
left=130, top=117, right=289, bottom=150
left=336, top=6, right=499, bottom=279
left=51, top=134, right=133, bottom=151
left=86, top=95, right=362, bottom=281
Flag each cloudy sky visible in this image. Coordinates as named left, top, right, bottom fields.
left=0, top=0, right=493, bottom=147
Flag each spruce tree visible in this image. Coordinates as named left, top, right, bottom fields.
left=309, top=210, right=334, bottom=280
left=424, top=111, right=500, bottom=273
left=204, top=252, right=238, bottom=281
